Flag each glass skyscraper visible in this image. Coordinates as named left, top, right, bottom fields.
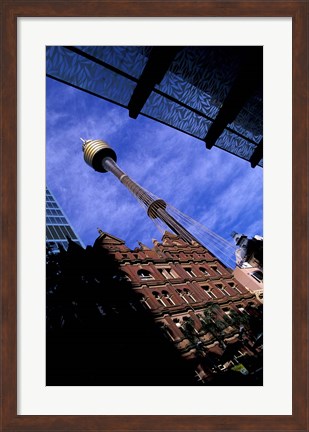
left=46, top=186, right=84, bottom=252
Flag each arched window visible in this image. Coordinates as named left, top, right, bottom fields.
left=153, top=291, right=167, bottom=307
left=236, top=304, right=246, bottom=313
left=222, top=307, right=231, bottom=316
left=199, top=267, right=210, bottom=276
left=183, top=288, right=196, bottom=302
left=173, top=318, right=182, bottom=328
left=215, top=283, right=231, bottom=297
left=182, top=316, right=195, bottom=333
left=228, top=282, right=242, bottom=293
left=112, top=270, right=131, bottom=282
left=176, top=288, right=190, bottom=304
left=200, top=284, right=217, bottom=299
left=173, top=317, right=196, bottom=336
left=211, top=265, right=222, bottom=275
left=137, top=269, right=154, bottom=280
left=137, top=293, right=151, bottom=310
left=159, top=322, right=175, bottom=340
left=162, top=290, right=176, bottom=305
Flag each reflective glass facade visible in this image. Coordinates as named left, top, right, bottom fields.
left=46, top=46, right=263, bottom=167
left=46, top=186, right=84, bottom=252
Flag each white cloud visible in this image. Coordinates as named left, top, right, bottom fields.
left=46, top=78, right=263, bottom=253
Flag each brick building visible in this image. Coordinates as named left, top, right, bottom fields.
left=47, top=227, right=262, bottom=385
left=93, top=229, right=263, bottom=384
left=232, top=232, right=264, bottom=303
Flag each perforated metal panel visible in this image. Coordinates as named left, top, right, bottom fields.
left=46, top=46, right=263, bottom=167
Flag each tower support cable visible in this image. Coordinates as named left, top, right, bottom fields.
left=82, top=139, right=236, bottom=267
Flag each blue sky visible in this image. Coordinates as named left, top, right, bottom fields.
left=46, top=77, right=263, bottom=257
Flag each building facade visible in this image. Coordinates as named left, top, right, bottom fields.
left=47, top=228, right=263, bottom=385
left=93, top=229, right=263, bottom=384
left=233, top=265, right=263, bottom=303
left=232, top=232, right=263, bottom=303
left=46, top=186, right=84, bottom=252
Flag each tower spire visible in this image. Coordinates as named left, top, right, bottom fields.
left=97, top=227, right=104, bottom=237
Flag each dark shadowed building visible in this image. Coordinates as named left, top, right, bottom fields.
left=47, top=229, right=263, bottom=386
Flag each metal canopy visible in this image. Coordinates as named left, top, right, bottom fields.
left=46, top=46, right=263, bottom=167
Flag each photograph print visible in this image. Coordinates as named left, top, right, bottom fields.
left=46, top=46, right=263, bottom=386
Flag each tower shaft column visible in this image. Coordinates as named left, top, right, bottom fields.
left=83, top=139, right=200, bottom=245
left=102, top=157, right=155, bottom=207
left=102, top=157, right=199, bottom=244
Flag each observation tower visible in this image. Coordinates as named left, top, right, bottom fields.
left=82, top=139, right=236, bottom=267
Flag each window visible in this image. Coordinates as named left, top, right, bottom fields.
left=183, top=289, right=196, bottom=302
left=138, top=294, right=151, bottom=310
left=235, top=350, right=246, bottom=359
left=158, top=268, right=178, bottom=279
left=251, top=270, right=263, bottom=282
left=217, top=364, right=228, bottom=371
left=48, top=225, right=60, bottom=239
left=199, top=267, right=210, bottom=276
left=194, top=370, right=205, bottom=383
left=176, top=289, right=191, bottom=304
left=184, top=267, right=197, bottom=277
left=228, top=282, right=242, bottom=293
left=173, top=318, right=182, bottom=328
left=137, top=269, right=154, bottom=280
left=176, top=289, right=188, bottom=304
left=162, top=290, right=176, bottom=305
left=200, top=285, right=217, bottom=299
left=182, top=316, right=196, bottom=335
left=58, top=225, right=75, bottom=239
left=153, top=291, right=167, bottom=307
left=223, top=307, right=231, bottom=316
left=66, top=226, right=75, bottom=238
left=211, top=265, right=222, bottom=275
left=159, top=322, right=175, bottom=340
left=112, top=271, right=131, bottom=282
left=236, top=305, right=246, bottom=313
left=215, top=283, right=231, bottom=297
